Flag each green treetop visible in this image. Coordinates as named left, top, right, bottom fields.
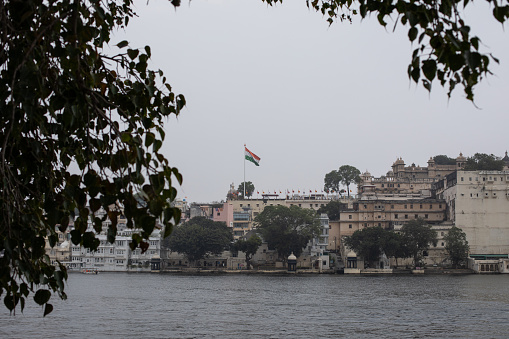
left=166, top=217, right=233, bottom=263
left=255, top=205, right=321, bottom=262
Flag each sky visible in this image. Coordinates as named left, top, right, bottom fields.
left=113, top=0, right=509, bottom=203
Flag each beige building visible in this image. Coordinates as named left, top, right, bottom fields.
left=227, top=194, right=348, bottom=239
left=358, top=155, right=465, bottom=197
left=338, top=199, right=447, bottom=237
left=436, top=170, right=509, bottom=255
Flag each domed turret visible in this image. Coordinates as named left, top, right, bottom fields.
left=456, top=152, right=466, bottom=168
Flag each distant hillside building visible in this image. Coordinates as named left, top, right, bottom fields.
left=358, top=154, right=466, bottom=198
left=338, top=198, right=446, bottom=238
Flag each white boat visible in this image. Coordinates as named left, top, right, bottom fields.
left=82, top=268, right=98, bottom=274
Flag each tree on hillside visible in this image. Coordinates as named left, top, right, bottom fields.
left=232, top=234, right=263, bottom=270
left=238, top=181, right=255, bottom=199
left=433, top=155, right=456, bottom=165
left=324, top=170, right=341, bottom=194
left=343, top=227, right=386, bottom=268
left=255, top=205, right=321, bottom=262
left=444, top=226, right=469, bottom=268
left=463, top=153, right=505, bottom=171
left=0, top=0, right=183, bottom=315
left=400, top=219, right=438, bottom=267
left=316, top=200, right=342, bottom=221
left=337, top=165, right=361, bottom=198
left=166, top=217, right=233, bottom=264
left=264, top=0, right=508, bottom=102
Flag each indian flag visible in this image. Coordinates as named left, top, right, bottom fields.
left=245, top=147, right=260, bottom=166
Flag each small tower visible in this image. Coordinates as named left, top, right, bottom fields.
left=287, top=253, right=297, bottom=272
left=456, top=152, right=466, bottom=169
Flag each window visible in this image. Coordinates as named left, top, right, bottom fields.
left=410, top=204, right=413, bottom=209
left=378, top=223, right=381, bottom=227
left=430, top=204, right=433, bottom=209
left=364, top=204, right=367, bottom=209
left=349, top=215, right=352, bottom=219
left=391, top=205, right=394, bottom=209
left=425, top=214, right=428, bottom=219
left=420, top=204, right=423, bottom=209
left=415, top=214, right=418, bottom=219
left=461, top=177, right=464, bottom=181
left=349, top=224, right=352, bottom=229
left=439, top=204, right=442, bottom=208
left=395, top=214, right=398, bottom=219
left=404, top=204, right=407, bottom=209
left=240, top=204, right=243, bottom=207
left=469, top=177, right=472, bottom=181
left=256, top=204, right=259, bottom=207
left=405, top=215, right=408, bottom=219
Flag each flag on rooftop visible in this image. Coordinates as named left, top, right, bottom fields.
left=245, top=146, right=260, bottom=166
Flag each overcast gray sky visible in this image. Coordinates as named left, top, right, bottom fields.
left=115, top=0, right=509, bottom=203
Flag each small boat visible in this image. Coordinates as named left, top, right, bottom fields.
left=82, top=268, right=98, bottom=274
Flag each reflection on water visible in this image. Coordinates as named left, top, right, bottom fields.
left=1, top=274, right=508, bottom=338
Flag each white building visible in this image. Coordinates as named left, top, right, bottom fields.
left=435, top=170, right=509, bottom=273
left=68, top=207, right=162, bottom=272
left=438, top=170, right=509, bottom=255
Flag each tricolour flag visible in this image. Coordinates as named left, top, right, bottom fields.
left=245, top=147, right=260, bottom=166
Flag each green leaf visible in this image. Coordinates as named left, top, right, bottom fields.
left=34, top=289, right=51, bottom=306
left=127, top=48, right=139, bottom=60
left=117, top=40, right=129, bottom=48
left=43, top=303, right=53, bottom=317
left=408, top=27, right=418, bottom=42
left=422, top=59, right=437, bottom=81
left=449, top=54, right=464, bottom=72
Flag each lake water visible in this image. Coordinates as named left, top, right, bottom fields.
left=1, top=273, right=508, bottom=338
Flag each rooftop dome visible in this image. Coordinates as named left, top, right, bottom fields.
left=361, top=170, right=372, bottom=177
left=503, top=151, right=509, bottom=164
left=288, top=252, right=297, bottom=261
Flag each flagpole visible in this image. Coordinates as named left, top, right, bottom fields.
left=243, top=144, right=246, bottom=199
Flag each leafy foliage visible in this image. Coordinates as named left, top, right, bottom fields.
left=463, top=153, right=505, bottom=170
left=324, top=170, right=341, bottom=194
left=400, top=219, right=438, bottom=267
left=0, top=0, right=183, bottom=314
left=263, top=0, right=508, bottom=101
left=255, top=205, right=321, bottom=261
left=166, top=217, right=233, bottom=263
left=444, top=226, right=469, bottom=268
left=238, top=181, right=255, bottom=198
left=337, top=165, right=361, bottom=198
left=433, top=155, right=456, bottom=165
left=316, top=200, right=342, bottom=220
left=343, top=226, right=387, bottom=268
left=380, top=231, right=409, bottom=267
left=232, top=234, right=263, bottom=269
